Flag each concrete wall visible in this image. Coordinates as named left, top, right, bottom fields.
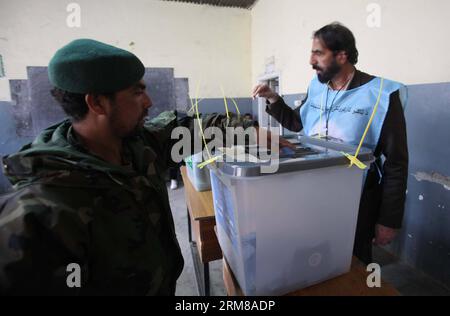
left=386, top=82, right=450, bottom=289
left=0, top=101, right=33, bottom=193
left=0, top=0, right=252, bottom=99
left=0, top=0, right=253, bottom=193
left=251, top=0, right=450, bottom=94
left=0, top=65, right=186, bottom=194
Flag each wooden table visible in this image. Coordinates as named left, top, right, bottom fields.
left=180, top=166, right=222, bottom=296
left=181, top=166, right=399, bottom=296
left=223, top=256, right=400, bottom=296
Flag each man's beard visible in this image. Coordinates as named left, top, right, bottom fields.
left=128, top=111, right=148, bottom=138
left=127, top=122, right=143, bottom=138
left=110, top=109, right=148, bottom=139
left=314, top=59, right=341, bottom=84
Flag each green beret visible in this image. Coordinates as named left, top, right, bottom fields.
left=48, top=39, right=145, bottom=94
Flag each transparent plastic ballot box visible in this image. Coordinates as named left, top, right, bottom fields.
left=184, top=151, right=212, bottom=192
left=208, top=136, right=374, bottom=296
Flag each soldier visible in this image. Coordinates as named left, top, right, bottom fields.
left=0, top=39, right=290, bottom=295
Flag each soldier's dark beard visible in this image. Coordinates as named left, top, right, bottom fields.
left=110, top=108, right=148, bottom=139
left=127, top=112, right=148, bottom=138
left=314, top=59, right=341, bottom=84
left=127, top=124, right=142, bottom=138
left=132, top=110, right=149, bottom=136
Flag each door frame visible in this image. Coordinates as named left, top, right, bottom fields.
left=257, top=72, right=284, bottom=136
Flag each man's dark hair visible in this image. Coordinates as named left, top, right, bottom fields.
left=51, top=88, right=115, bottom=122
left=313, top=22, right=359, bottom=65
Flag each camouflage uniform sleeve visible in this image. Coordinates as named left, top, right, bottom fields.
left=142, top=110, right=257, bottom=171
left=0, top=187, right=89, bottom=295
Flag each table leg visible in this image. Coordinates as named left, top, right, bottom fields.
left=187, top=206, right=192, bottom=243
left=190, top=242, right=210, bottom=296
left=204, top=263, right=210, bottom=296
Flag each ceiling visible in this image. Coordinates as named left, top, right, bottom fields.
left=160, top=0, right=258, bottom=10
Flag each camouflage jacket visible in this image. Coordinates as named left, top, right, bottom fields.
left=0, top=111, right=254, bottom=295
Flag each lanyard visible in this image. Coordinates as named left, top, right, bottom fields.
left=324, top=85, right=345, bottom=136
left=317, top=77, right=385, bottom=169
left=319, top=75, right=352, bottom=138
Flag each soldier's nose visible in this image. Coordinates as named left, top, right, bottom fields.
left=144, top=93, right=152, bottom=109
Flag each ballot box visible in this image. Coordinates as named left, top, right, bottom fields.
left=209, top=136, right=374, bottom=296
left=184, top=152, right=212, bottom=192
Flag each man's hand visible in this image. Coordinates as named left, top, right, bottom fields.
left=254, top=126, right=296, bottom=151
left=252, top=84, right=280, bottom=104
left=373, top=224, right=398, bottom=246
left=277, top=135, right=297, bottom=151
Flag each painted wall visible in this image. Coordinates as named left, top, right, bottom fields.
left=0, top=0, right=253, bottom=194
left=386, top=82, right=450, bottom=289
left=0, top=0, right=254, bottom=192
left=0, top=101, right=33, bottom=193
left=0, top=64, right=252, bottom=194
left=0, top=0, right=252, bottom=99
left=251, top=0, right=450, bottom=94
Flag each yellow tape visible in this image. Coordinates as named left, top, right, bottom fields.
left=190, top=84, right=244, bottom=170
left=342, top=78, right=385, bottom=169
left=198, top=156, right=220, bottom=169
left=231, top=98, right=241, bottom=118
left=341, top=152, right=367, bottom=169
left=188, top=98, right=204, bottom=113
left=193, top=82, right=213, bottom=162
left=220, top=86, right=230, bottom=120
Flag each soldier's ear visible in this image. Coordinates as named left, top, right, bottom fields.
left=85, top=94, right=109, bottom=116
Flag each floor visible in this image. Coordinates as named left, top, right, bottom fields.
left=168, top=182, right=450, bottom=296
